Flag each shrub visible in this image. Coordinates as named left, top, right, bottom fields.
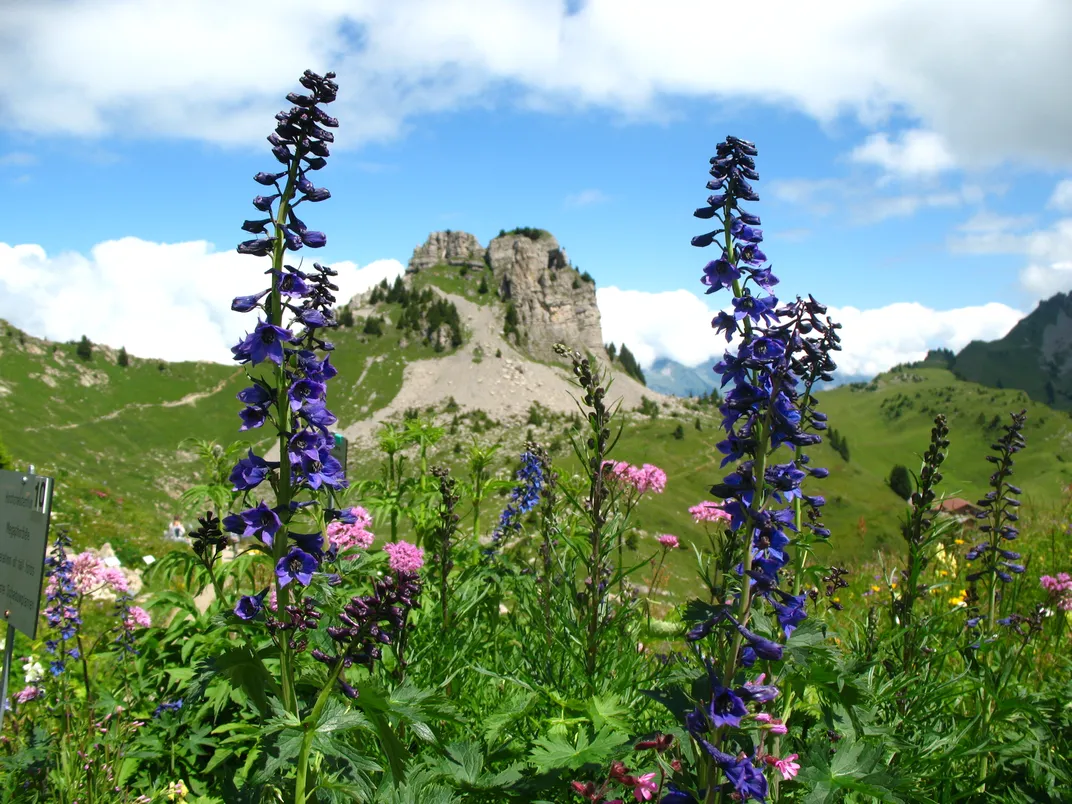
left=888, top=463, right=913, bottom=499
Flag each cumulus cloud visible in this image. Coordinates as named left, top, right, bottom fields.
left=948, top=212, right=1072, bottom=297
left=1049, top=178, right=1072, bottom=212
left=849, top=129, right=956, bottom=178
left=0, top=0, right=1069, bottom=168
left=0, top=238, right=404, bottom=363
left=596, top=286, right=1025, bottom=379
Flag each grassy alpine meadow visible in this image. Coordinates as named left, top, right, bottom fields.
left=0, top=70, right=1070, bottom=804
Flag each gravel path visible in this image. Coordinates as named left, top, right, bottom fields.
left=339, top=289, right=680, bottom=450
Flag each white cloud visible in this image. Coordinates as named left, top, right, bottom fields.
left=771, top=175, right=990, bottom=224
left=1048, top=178, right=1072, bottom=212
left=948, top=213, right=1072, bottom=297
left=0, top=0, right=1069, bottom=168
left=597, top=286, right=723, bottom=368
left=849, top=129, right=956, bottom=178
left=0, top=238, right=403, bottom=363
left=596, top=286, right=1025, bottom=379
left=564, top=189, right=608, bottom=207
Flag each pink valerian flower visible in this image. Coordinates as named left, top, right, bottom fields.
left=632, top=772, right=658, bottom=801
left=1040, top=572, right=1072, bottom=611
left=14, top=686, right=42, bottom=704
left=383, top=541, right=425, bottom=573
left=326, top=507, right=375, bottom=553
left=602, top=461, right=667, bottom=496
left=656, top=534, right=680, bottom=550
left=124, top=606, right=152, bottom=630
left=45, top=551, right=129, bottom=597
left=689, top=501, right=732, bottom=524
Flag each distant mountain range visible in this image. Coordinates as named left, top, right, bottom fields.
left=944, top=290, right=1072, bottom=412
left=644, top=355, right=874, bottom=398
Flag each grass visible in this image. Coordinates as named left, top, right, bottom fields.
left=408, top=262, right=499, bottom=307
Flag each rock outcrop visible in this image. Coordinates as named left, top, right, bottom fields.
left=406, top=230, right=486, bottom=273
left=405, top=229, right=605, bottom=365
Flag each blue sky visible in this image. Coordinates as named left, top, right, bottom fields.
left=1, top=0, right=1070, bottom=377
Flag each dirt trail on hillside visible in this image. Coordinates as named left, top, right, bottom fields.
left=25, top=374, right=237, bottom=433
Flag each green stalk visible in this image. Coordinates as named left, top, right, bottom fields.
left=268, top=152, right=303, bottom=716
left=293, top=643, right=364, bottom=804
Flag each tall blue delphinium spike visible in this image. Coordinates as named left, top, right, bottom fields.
left=677, top=137, right=840, bottom=802
left=964, top=408, right=1028, bottom=631
left=42, top=529, right=80, bottom=679
left=221, top=70, right=352, bottom=719
left=489, top=443, right=546, bottom=551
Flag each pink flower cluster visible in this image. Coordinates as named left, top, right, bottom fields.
left=1040, top=572, right=1072, bottom=611
left=14, top=686, right=42, bottom=704
left=326, top=507, right=375, bottom=553
left=124, top=606, right=152, bottom=630
left=383, top=540, right=425, bottom=573
left=46, top=551, right=129, bottom=597
left=688, top=501, right=731, bottom=524
left=602, top=461, right=667, bottom=495
left=656, top=534, right=680, bottom=550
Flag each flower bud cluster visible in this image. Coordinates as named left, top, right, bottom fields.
left=312, top=572, right=422, bottom=699
left=966, top=409, right=1027, bottom=586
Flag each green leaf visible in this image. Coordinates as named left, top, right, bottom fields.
left=586, top=693, right=630, bottom=734
left=528, top=726, right=629, bottom=772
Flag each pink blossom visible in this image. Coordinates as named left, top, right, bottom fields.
left=1041, top=572, right=1072, bottom=611
left=656, top=534, right=679, bottom=550
left=326, top=508, right=376, bottom=553
left=752, top=712, right=772, bottom=723
left=769, top=721, right=788, bottom=735
left=46, top=551, right=129, bottom=597
left=602, top=461, right=667, bottom=496
left=632, top=772, right=658, bottom=801
left=773, top=754, right=800, bottom=781
left=99, top=567, right=129, bottom=594
left=14, top=686, right=41, bottom=704
left=383, top=541, right=425, bottom=573
left=689, top=501, right=731, bottom=524
left=124, top=606, right=152, bottom=630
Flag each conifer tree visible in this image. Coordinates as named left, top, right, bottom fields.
left=76, top=335, right=93, bottom=361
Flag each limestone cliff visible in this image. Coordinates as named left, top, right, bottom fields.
left=405, top=229, right=605, bottom=364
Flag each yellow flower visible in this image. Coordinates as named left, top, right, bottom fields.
left=890, top=582, right=897, bottom=589
left=166, top=781, right=188, bottom=802
left=938, top=570, right=949, bottom=577
left=870, top=585, right=881, bottom=593
left=954, top=539, right=965, bottom=545
left=832, top=596, right=840, bottom=603
left=949, top=593, right=966, bottom=607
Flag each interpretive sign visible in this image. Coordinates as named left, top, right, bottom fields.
left=0, top=470, right=53, bottom=639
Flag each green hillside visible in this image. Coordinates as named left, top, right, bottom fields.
left=2, top=284, right=1070, bottom=594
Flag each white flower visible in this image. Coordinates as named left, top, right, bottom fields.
left=23, top=659, right=45, bottom=684
left=142, top=555, right=156, bottom=566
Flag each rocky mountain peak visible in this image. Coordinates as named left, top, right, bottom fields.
left=404, top=229, right=605, bottom=364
